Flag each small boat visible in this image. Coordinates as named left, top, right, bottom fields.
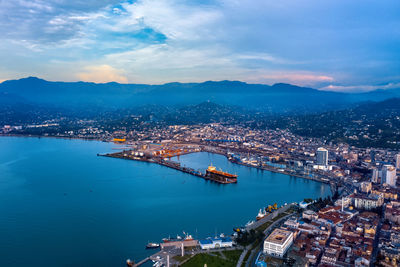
left=146, top=242, right=160, bottom=249
left=245, top=220, right=255, bottom=227
left=183, top=231, right=194, bottom=241
left=126, top=259, right=134, bottom=267
left=256, top=208, right=267, bottom=221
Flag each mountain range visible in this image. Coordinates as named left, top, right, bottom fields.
left=2, top=77, right=400, bottom=113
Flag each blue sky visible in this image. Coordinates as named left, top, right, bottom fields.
left=0, top=0, right=399, bottom=91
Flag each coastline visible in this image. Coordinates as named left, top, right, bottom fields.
left=0, top=133, right=110, bottom=143
left=0, top=134, right=333, bottom=192
left=0, top=136, right=333, bottom=266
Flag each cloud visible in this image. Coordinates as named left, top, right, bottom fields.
left=256, top=73, right=334, bottom=83
left=320, top=82, right=400, bottom=93
left=0, top=0, right=120, bottom=44
left=0, top=0, right=399, bottom=89
left=121, top=0, right=222, bottom=41
left=76, top=65, right=128, bottom=83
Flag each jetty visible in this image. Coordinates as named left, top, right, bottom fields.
left=100, top=151, right=237, bottom=184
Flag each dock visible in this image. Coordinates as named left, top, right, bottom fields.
left=128, top=239, right=198, bottom=267
left=99, top=144, right=333, bottom=188
left=130, top=256, right=150, bottom=267
left=100, top=151, right=237, bottom=184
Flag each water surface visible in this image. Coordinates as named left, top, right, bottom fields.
left=0, top=137, right=330, bottom=266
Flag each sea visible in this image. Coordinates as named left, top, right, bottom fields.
left=0, top=137, right=330, bottom=266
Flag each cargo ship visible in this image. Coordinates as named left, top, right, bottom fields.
left=162, top=232, right=193, bottom=243
left=205, top=165, right=238, bottom=183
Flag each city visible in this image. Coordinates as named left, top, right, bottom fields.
left=107, top=124, right=400, bottom=266
left=3, top=120, right=399, bottom=266
left=0, top=1, right=399, bottom=267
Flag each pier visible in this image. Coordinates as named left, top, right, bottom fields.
left=100, top=151, right=238, bottom=184
left=99, top=143, right=334, bottom=188
left=128, top=240, right=198, bottom=267
left=129, top=256, right=150, bottom=267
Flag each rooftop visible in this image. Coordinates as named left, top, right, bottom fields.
left=265, top=228, right=293, bottom=245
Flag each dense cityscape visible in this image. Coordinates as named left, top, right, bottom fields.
left=1, top=0, right=399, bottom=266
left=2, top=118, right=399, bottom=266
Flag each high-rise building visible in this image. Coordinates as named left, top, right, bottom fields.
left=382, top=165, right=397, bottom=187
left=395, top=154, right=400, bottom=169
left=316, top=147, right=328, bottom=166
left=371, top=168, right=379, bottom=183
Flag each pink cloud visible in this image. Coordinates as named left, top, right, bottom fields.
left=245, top=71, right=334, bottom=86
left=76, top=65, right=128, bottom=83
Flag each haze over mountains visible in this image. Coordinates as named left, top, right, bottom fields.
left=2, top=77, right=400, bottom=114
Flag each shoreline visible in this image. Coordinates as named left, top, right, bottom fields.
left=1, top=135, right=333, bottom=266
left=0, top=134, right=334, bottom=189
left=100, top=149, right=333, bottom=196
left=0, top=133, right=110, bottom=143
left=0, top=134, right=333, bottom=192
left=183, top=148, right=331, bottom=185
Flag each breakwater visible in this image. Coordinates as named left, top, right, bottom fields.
left=100, top=151, right=237, bottom=184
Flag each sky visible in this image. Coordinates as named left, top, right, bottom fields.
left=0, top=0, right=399, bottom=91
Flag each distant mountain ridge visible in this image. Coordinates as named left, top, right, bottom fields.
left=1, top=77, right=399, bottom=113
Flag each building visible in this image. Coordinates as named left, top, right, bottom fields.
left=198, top=237, right=233, bottom=250
left=371, top=168, right=379, bottom=183
left=302, top=210, right=318, bottom=220
left=349, top=152, right=358, bottom=162
left=360, top=181, right=372, bottom=193
left=316, top=147, right=328, bottom=166
left=354, top=257, right=370, bottom=267
left=396, top=154, right=400, bottom=169
left=353, top=194, right=384, bottom=210
left=320, top=248, right=339, bottom=266
left=334, top=197, right=352, bottom=209
left=370, top=187, right=398, bottom=200
left=382, top=165, right=397, bottom=187
left=370, top=150, right=376, bottom=163
left=384, top=201, right=400, bottom=224
left=263, top=228, right=293, bottom=257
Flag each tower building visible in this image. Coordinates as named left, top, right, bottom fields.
left=316, top=147, right=328, bottom=166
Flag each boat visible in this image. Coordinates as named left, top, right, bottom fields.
left=256, top=208, right=267, bottom=220
left=205, top=165, right=238, bottom=183
left=146, top=242, right=160, bottom=249
left=162, top=232, right=193, bottom=243
left=126, top=259, right=134, bottom=267
left=183, top=231, right=194, bottom=241
left=245, top=220, right=255, bottom=227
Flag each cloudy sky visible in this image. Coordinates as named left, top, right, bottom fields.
left=0, top=0, right=399, bottom=91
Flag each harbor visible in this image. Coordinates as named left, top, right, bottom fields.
left=99, top=140, right=333, bottom=187
left=100, top=150, right=238, bottom=184
left=126, top=203, right=297, bottom=267
left=0, top=137, right=332, bottom=266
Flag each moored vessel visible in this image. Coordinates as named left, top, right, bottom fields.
left=146, top=242, right=160, bottom=249
left=256, top=208, right=267, bottom=220
left=205, top=165, right=238, bottom=183
left=162, top=232, right=193, bottom=243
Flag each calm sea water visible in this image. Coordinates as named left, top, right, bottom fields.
left=0, top=137, right=330, bottom=266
